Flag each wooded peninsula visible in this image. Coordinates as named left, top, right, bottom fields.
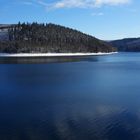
left=0, top=22, right=116, bottom=53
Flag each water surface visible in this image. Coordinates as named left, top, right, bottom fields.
left=0, top=53, right=140, bottom=140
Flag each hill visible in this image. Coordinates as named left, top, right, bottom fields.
left=0, top=22, right=116, bottom=53
left=110, top=38, right=140, bottom=52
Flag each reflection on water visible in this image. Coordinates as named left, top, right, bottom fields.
left=0, top=53, right=140, bottom=140
left=0, top=56, right=99, bottom=64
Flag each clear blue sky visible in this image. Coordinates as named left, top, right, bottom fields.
left=0, top=0, right=140, bottom=40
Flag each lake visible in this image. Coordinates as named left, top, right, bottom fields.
left=0, top=53, right=140, bottom=140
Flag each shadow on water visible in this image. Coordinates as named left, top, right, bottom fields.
left=0, top=56, right=99, bottom=64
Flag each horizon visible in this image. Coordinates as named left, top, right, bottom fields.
left=1, top=0, right=140, bottom=40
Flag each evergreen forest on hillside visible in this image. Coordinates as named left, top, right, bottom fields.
left=0, top=22, right=116, bottom=53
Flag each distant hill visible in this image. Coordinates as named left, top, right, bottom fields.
left=110, top=38, right=140, bottom=52
left=0, top=24, right=15, bottom=29
left=0, top=22, right=116, bottom=53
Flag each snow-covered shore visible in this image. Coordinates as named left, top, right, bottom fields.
left=0, top=52, right=118, bottom=57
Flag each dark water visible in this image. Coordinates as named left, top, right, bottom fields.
left=0, top=53, right=140, bottom=140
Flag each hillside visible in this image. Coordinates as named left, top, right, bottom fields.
left=110, top=38, right=140, bottom=52
left=0, top=22, right=116, bottom=53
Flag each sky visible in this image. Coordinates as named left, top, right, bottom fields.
left=0, top=0, right=140, bottom=40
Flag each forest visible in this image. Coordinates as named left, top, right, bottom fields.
left=110, top=38, right=140, bottom=52
left=0, top=22, right=116, bottom=53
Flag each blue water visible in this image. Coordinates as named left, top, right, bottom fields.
left=0, top=53, right=140, bottom=140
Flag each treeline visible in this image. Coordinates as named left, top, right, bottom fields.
left=0, top=22, right=116, bottom=53
left=110, top=38, right=140, bottom=52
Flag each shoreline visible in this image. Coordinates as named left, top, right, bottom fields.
left=0, top=52, right=118, bottom=57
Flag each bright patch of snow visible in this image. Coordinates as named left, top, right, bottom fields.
left=0, top=52, right=118, bottom=57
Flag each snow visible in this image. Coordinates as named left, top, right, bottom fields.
left=0, top=29, right=9, bottom=41
left=0, top=52, right=118, bottom=57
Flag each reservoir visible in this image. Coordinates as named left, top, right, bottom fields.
left=0, top=53, right=140, bottom=140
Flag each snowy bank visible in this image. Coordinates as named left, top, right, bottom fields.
left=0, top=52, right=118, bottom=57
